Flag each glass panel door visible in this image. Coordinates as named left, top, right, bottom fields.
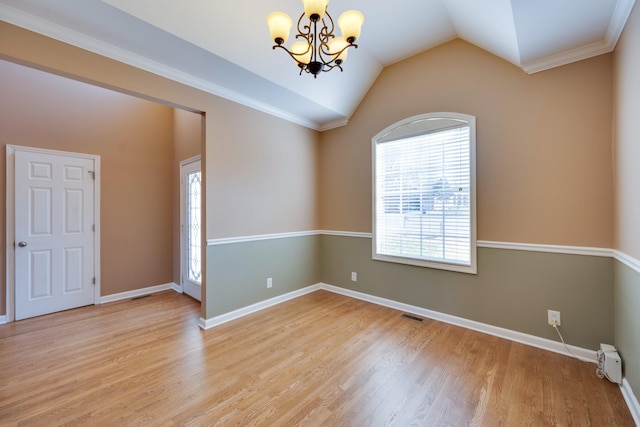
left=181, top=157, right=201, bottom=301
left=187, top=169, right=201, bottom=283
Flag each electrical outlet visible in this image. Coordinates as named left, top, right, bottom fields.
left=267, top=278, right=272, bottom=288
left=548, top=310, right=561, bottom=326
left=351, top=272, right=357, bottom=282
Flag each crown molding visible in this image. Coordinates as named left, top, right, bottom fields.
left=3, top=0, right=635, bottom=125
left=606, top=0, right=637, bottom=44
left=317, top=117, right=350, bottom=132
left=0, top=4, right=322, bottom=131
left=522, top=40, right=612, bottom=74
left=522, top=0, right=635, bottom=74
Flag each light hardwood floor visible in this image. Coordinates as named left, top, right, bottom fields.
left=0, top=290, right=635, bottom=426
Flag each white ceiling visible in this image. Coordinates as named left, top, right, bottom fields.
left=0, top=0, right=635, bottom=130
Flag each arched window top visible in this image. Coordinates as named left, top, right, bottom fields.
left=372, top=112, right=477, bottom=274
left=374, top=112, right=475, bottom=143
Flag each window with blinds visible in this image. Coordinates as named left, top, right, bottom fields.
left=372, top=113, right=477, bottom=274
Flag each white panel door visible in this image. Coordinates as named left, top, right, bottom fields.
left=14, top=150, right=95, bottom=320
left=181, top=158, right=201, bottom=302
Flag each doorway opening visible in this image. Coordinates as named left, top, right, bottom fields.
left=2, top=59, right=205, bottom=321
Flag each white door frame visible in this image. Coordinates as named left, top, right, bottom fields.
left=179, top=155, right=201, bottom=300
left=5, top=145, right=101, bottom=322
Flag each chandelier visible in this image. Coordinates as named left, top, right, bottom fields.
left=267, top=0, right=364, bottom=78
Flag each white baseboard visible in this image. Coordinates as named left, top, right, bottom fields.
left=100, top=282, right=180, bottom=304
left=0, top=314, right=7, bottom=325
left=318, top=283, right=597, bottom=363
left=172, top=282, right=183, bottom=293
left=198, top=284, right=322, bottom=330
left=621, top=378, right=640, bottom=426
left=197, top=281, right=596, bottom=362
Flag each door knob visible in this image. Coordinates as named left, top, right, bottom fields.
left=17, top=241, right=27, bottom=247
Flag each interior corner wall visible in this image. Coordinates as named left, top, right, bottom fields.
left=319, top=39, right=613, bottom=248
left=203, top=100, right=322, bottom=318
left=320, top=235, right=613, bottom=350
left=613, top=1, right=640, bottom=406
left=318, top=39, right=615, bottom=350
left=0, top=59, right=174, bottom=305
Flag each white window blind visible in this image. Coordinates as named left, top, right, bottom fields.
left=373, top=113, right=476, bottom=273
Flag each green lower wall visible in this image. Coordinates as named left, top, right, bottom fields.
left=204, top=233, right=638, bottom=402
left=614, top=260, right=640, bottom=403
left=204, top=233, right=617, bottom=351
left=205, top=235, right=321, bottom=318
left=320, top=235, right=614, bottom=350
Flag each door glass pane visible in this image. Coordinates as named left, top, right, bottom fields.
left=187, top=170, right=201, bottom=283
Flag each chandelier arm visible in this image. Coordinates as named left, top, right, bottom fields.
left=271, top=44, right=308, bottom=68
left=326, top=42, right=358, bottom=58
left=296, top=13, right=311, bottom=39
left=317, top=13, right=335, bottom=66
left=318, top=19, right=333, bottom=44
left=323, top=11, right=335, bottom=37
left=320, top=61, right=344, bottom=73
left=318, top=40, right=354, bottom=60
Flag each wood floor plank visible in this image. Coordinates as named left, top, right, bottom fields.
left=0, top=290, right=635, bottom=426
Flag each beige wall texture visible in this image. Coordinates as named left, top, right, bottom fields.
left=0, top=22, right=319, bottom=319
left=172, top=109, right=203, bottom=285
left=0, top=22, right=320, bottom=242
left=614, top=3, right=640, bottom=260
left=206, top=100, right=319, bottom=238
left=613, top=1, right=640, bottom=407
left=319, top=39, right=614, bottom=248
left=0, top=59, right=174, bottom=310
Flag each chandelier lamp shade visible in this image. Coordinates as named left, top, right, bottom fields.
left=267, top=0, right=364, bottom=78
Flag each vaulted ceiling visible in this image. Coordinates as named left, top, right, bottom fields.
left=0, top=0, right=635, bottom=130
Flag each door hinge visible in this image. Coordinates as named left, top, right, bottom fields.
left=92, top=224, right=95, bottom=232
left=89, top=171, right=95, bottom=180
left=92, top=277, right=96, bottom=285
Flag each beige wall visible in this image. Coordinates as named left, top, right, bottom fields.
left=0, top=22, right=320, bottom=242
left=613, top=1, right=640, bottom=405
left=0, top=22, right=319, bottom=319
left=206, top=100, right=319, bottom=238
left=0, top=59, right=174, bottom=309
left=172, top=109, right=202, bottom=285
left=614, top=3, right=640, bottom=259
left=319, top=39, right=613, bottom=248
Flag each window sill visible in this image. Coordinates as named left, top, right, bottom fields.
left=372, top=253, right=477, bottom=275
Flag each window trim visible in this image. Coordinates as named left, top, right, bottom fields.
left=371, top=112, right=477, bottom=274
